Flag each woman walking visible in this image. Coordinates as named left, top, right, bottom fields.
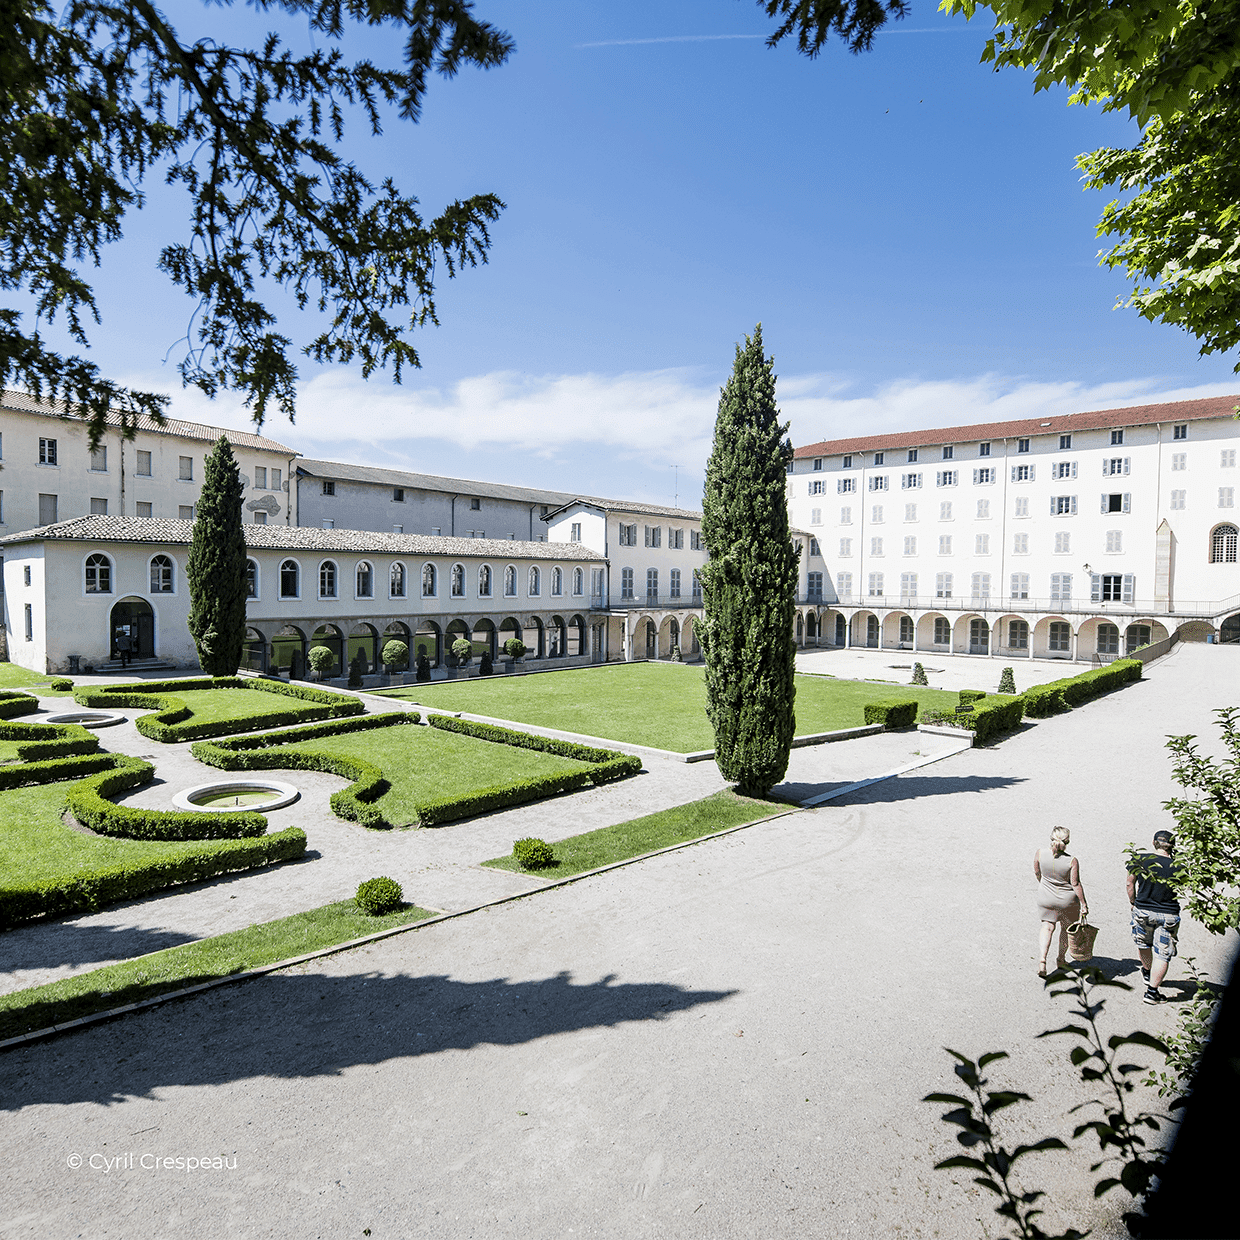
left=1034, top=826, right=1089, bottom=977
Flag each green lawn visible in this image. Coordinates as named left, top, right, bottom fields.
left=483, top=789, right=787, bottom=878
left=263, top=724, right=593, bottom=827
left=0, top=898, right=435, bottom=1042
left=0, top=663, right=73, bottom=695
left=139, top=685, right=334, bottom=727
left=376, top=663, right=958, bottom=752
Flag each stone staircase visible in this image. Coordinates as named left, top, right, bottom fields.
left=89, top=657, right=180, bottom=676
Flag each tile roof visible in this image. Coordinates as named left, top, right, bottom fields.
left=793, top=394, right=1240, bottom=458
left=542, top=498, right=703, bottom=521
left=0, top=516, right=605, bottom=561
left=1, top=390, right=298, bottom=456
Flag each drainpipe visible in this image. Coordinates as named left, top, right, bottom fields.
left=450, top=494, right=458, bottom=537
left=119, top=433, right=126, bottom=516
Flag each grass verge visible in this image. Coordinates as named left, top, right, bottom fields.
left=0, top=664, right=73, bottom=696
left=0, top=898, right=435, bottom=1043
left=482, top=789, right=787, bottom=878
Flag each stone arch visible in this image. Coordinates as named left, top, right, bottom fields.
left=1174, top=620, right=1216, bottom=643
left=568, top=614, right=586, bottom=657
left=446, top=617, right=471, bottom=664
left=917, top=611, right=950, bottom=650
left=658, top=615, right=680, bottom=658
left=109, top=596, right=154, bottom=659
left=472, top=617, right=497, bottom=660
left=381, top=621, right=412, bottom=669
left=805, top=610, right=818, bottom=642
left=1031, top=615, right=1074, bottom=659
left=682, top=613, right=700, bottom=656
left=241, top=626, right=267, bottom=673
left=994, top=613, right=1030, bottom=656
left=952, top=613, right=988, bottom=656
left=882, top=610, right=914, bottom=649
left=272, top=624, right=307, bottom=677
left=310, top=623, right=344, bottom=676
left=414, top=619, right=442, bottom=667
left=499, top=616, right=523, bottom=655
left=1219, top=613, right=1240, bottom=644
left=527, top=615, right=545, bottom=658
left=547, top=614, right=567, bottom=658
left=347, top=623, right=379, bottom=672
left=850, top=610, right=878, bottom=648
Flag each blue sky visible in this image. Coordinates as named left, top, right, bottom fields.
left=26, top=1, right=1240, bottom=509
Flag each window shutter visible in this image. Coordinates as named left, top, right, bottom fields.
left=1123, top=492, right=1131, bottom=513
left=1050, top=497, right=1057, bottom=515
left=1090, top=574, right=1101, bottom=603
left=1028, top=465, right=1035, bottom=481
left=837, top=479, right=844, bottom=494
left=1122, top=574, right=1135, bottom=604
left=1102, top=459, right=1109, bottom=476
left=1071, top=496, right=1077, bottom=514
left=972, top=469, right=979, bottom=484
left=1011, top=467, right=1018, bottom=482
left=1100, top=493, right=1108, bottom=514
left=1071, top=461, right=1078, bottom=478
left=1124, top=457, right=1130, bottom=475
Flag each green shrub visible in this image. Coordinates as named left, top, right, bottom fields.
left=307, top=645, right=335, bottom=678
left=959, top=689, right=987, bottom=705
left=953, top=695, right=1026, bottom=744
left=348, top=653, right=364, bottom=688
left=416, top=653, right=431, bottom=682
left=503, top=638, right=527, bottom=660
left=1021, top=684, right=1066, bottom=718
left=0, top=750, right=117, bottom=791
left=670, top=644, right=682, bottom=663
left=918, top=708, right=967, bottom=729
left=1030, top=659, right=1142, bottom=712
left=0, top=828, right=307, bottom=929
left=479, top=650, right=493, bottom=676
left=911, top=662, right=928, bottom=686
left=997, top=667, right=1016, bottom=694
left=451, top=637, right=473, bottom=664
left=863, top=699, right=919, bottom=728
left=356, top=876, right=404, bottom=915
left=512, top=837, right=556, bottom=870
left=382, top=640, right=409, bottom=672
left=0, top=691, right=41, bottom=720
left=49, top=678, right=73, bottom=691
left=415, top=771, right=592, bottom=827
left=0, top=720, right=100, bottom=761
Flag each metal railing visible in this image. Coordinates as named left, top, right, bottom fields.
left=609, top=593, right=705, bottom=610
left=818, top=593, right=1240, bottom=619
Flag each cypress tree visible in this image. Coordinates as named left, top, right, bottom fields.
left=186, top=436, right=248, bottom=676
left=698, top=325, right=799, bottom=796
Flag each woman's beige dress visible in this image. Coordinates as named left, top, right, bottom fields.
left=1037, top=848, right=1080, bottom=925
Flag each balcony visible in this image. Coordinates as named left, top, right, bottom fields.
left=825, top=592, right=1240, bottom=619
left=609, top=593, right=704, bottom=610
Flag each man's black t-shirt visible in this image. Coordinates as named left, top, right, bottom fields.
left=1129, top=851, right=1179, bottom=915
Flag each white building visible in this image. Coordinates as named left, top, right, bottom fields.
left=788, top=394, right=1240, bottom=658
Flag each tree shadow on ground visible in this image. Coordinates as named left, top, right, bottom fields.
left=0, top=922, right=200, bottom=977
left=1, top=969, right=738, bottom=1110
left=777, top=773, right=1026, bottom=805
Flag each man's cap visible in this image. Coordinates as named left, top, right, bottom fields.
left=1153, top=830, right=1175, bottom=847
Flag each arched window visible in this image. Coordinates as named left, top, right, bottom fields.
left=451, top=563, right=465, bottom=597
left=528, top=566, right=540, bottom=596
left=356, top=561, right=373, bottom=598
left=280, top=559, right=299, bottom=598
left=1211, top=523, right=1238, bottom=563
left=149, top=555, right=174, bottom=593
left=573, top=567, right=583, bottom=596
left=479, top=565, right=493, bottom=597
left=84, top=553, right=112, bottom=593
left=319, top=561, right=337, bottom=598
left=246, top=559, right=258, bottom=598
left=422, top=563, right=436, bottom=597
left=504, top=565, right=516, bottom=597
left=390, top=562, right=406, bottom=598
left=551, top=567, right=563, bottom=596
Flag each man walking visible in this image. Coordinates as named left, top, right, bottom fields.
left=1127, top=829, right=1180, bottom=1005
left=116, top=627, right=133, bottom=668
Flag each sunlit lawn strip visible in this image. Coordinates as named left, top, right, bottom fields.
left=482, top=789, right=787, bottom=878
left=376, top=663, right=958, bottom=752
left=0, top=898, right=436, bottom=1043
left=0, top=664, right=73, bottom=696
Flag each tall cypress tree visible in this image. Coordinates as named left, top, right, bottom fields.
left=186, top=436, right=248, bottom=676
left=698, top=325, right=799, bottom=797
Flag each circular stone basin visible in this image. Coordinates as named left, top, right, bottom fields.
left=172, top=780, right=300, bottom=813
left=42, top=710, right=127, bottom=729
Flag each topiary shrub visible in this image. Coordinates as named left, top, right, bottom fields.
left=512, top=837, right=556, bottom=870
left=452, top=637, right=473, bottom=665
left=670, top=644, right=683, bottom=663
left=479, top=650, right=493, bottom=676
left=911, top=662, right=928, bottom=686
left=355, top=876, right=403, bottom=915
left=415, top=653, right=431, bottom=682
left=959, top=689, right=987, bottom=705
left=503, top=637, right=527, bottom=660
left=997, top=667, right=1016, bottom=695
left=348, top=653, right=364, bottom=688
left=382, top=640, right=409, bottom=673
left=307, top=645, right=335, bottom=680
left=49, top=678, right=73, bottom=691
left=863, top=699, right=919, bottom=728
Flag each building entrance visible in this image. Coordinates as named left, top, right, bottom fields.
left=110, top=598, right=155, bottom=659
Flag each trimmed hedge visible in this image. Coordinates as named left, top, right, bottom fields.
left=958, top=689, right=987, bottom=705
left=863, top=699, right=919, bottom=728
left=1020, top=658, right=1142, bottom=718
left=356, top=876, right=403, bottom=915
left=0, top=720, right=100, bottom=762
left=1021, top=683, right=1066, bottom=718
left=960, top=694, right=1027, bottom=743
left=0, top=828, right=307, bottom=929
left=0, top=751, right=118, bottom=792
left=74, top=675, right=364, bottom=743
left=0, top=691, right=41, bottom=720
left=415, top=769, right=593, bottom=827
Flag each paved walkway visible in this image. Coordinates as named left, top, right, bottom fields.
left=1, top=644, right=1236, bottom=1239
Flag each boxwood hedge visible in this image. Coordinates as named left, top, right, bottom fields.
left=0, top=691, right=42, bottom=720
left=0, top=720, right=100, bottom=762
left=862, top=700, right=919, bottom=728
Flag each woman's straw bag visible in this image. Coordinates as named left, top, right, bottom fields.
left=1066, top=917, right=1099, bottom=962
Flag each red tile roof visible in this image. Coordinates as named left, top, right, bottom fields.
left=793, top=394, right=1240, bottom=458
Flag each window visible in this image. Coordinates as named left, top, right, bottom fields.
left=318, top=561, right=337, bottom=598
left=1014, top=497, right=1029, bottom=518
left=934, top=616, right=950, bottom=644
left=1011, top=464, right=1033, bottom=482
left=868, top=475, right=888, bottom=492
left=871, top=537, right=883, bottom=556
left=567, top=566, right=582, bottom=597
left=254, top=466, right=267, bottom=489
left=1210, top=524, right=1238, bottom=563
left=936, top=572, right=953, bottom=598
left=645, top=568, right=659, bottom=601
left=842, top=454, right=853, bottom=469
left=975, top=533, right=990, bottom=555
left=422, top=563, right=436, bottom=597
left=1103, top=457, right=1130, bottom=476
left=836, top=572, right=853, bottom=599
left=318, top=478, right=334, bottom=496
left=504, top=565, right=517, bottom=596
left=973, top=468, right=994, bottom=485
left=903, top=448, right=917, bottom=463
left=690, top=530, right=703, bottom=550
left=692, top=569, right=702, bottom=600
left=971, top=572, right=991, bottom=599
left=90, top=446, right=107, bottom=471
left=669, top=568, right=681, bottom=599
left=321, top=519, right=334, bottom=530
left=1171, top=453, right=1186, bottom=471
left=150, top=555, right=174, bottom=593
left=1173, top=424, right=1187, bottom=440
left=1095, top=574, right=1127, bottom=602
left=936, top=470, right=957, bottom=487
left=809, top=479, right=825, bottom=495
left=1051, top=495, right=1077, bottom=515
left=1017, top=438, right=1030, bottom=453
left=874, top=452, right=884, bottom=465
left=1008, top=619, right=1029, bottom=649
left=903, top=536, right=916, bottom=555
left=1221, top=488, right=1236, bottom=508
left=179, top=456, right=193, bottom=481
left=271, top=469, right=281, bottom=491
left=619, top=523, right=637, bottom=546
left=904, top=504, right=916, bottom=522
left=978, top=442, right=991, bottom=457
left=90, top=498, right=108, bottom=515
left=136, top=450, right=152, bottom=476
left=245, top=559, right=258, bottom=598
left=1101, top=492, right=1131, bottom=514
left=839, top=538, right=853, bottom=557
left=38, top=494, right=58, bottom=525
left=868, top=572, right=884, bottom=596
left=872, top=505, right=884, bottom=524
left=20, top=565, right=29, bottom=587
left=1106, top=530, right=1123, bottom=553
left=811, top=508, right=822, bottom=525
left=473, top=565, right=489, bottom=597
left=39, top=437, right=57, bottom=465
left=1053, top=461, right=1076, bottom=479
left=569, top=522, right=582, bottom=542
left=813, top=457, right=823, bottom=471
left=24, top=604, right=32, bottom=642
left=1222, top=449, right=1238, bottom=468
left=1010, top=573, right=1029, bottom=599
left=1049, top=621, right=1072, bottom=652
left=1050, top=573, right=1072, bottom=601
left=1111, top=428, right=1124, bottom=445
left=938, top=535, right=952, bottom=554
left=253, top=510, right=267, bottom=524
left=1013, top=533, right=1029, bottom=554
left=838, top=477, right=856, bottom=494
left=280, top=560, right=299, bottom=597
left=809, top=538, right=820, bottom=557
left=976, top=499, right=990, bottom=519
left=469, top=496, right=481, bottom=510
left=900, top=572, right=917, bottom=600
left=1059, top=434, right=1072, bottom=450
left=901, top=472, right=921, bottom=489
left=356, top=561, right=374, bottom=598
left=939, top=501, right=952, bottom=520
left=670, top=527, right=684, bottom=550
left=389, top=562, right=406, bottom=598
left=621, top=568, right=634, bottom=599
left=528, top=566, right=541, bottom=596
left=550, top=566, right=562, bottom=596
left=941, top=445, right=954, bottom=460
left=644, top=525, right=662, bottom=548
left=1170, top=490, right=1186, bottom=510
left=392, top=487, right=405, bottom=502
left=84, top=553, right=112, bottom=593
left=1126, top=624, right=1152, bottom=654
left=1054, top=531, right=1071, bottom=554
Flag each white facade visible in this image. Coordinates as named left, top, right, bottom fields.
left=788, top=395, right=1240, bottom=658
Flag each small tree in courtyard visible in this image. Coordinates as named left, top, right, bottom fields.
left=911, top=662, right=928, bottom=686
left=186, top=436, right=247, bottom=675
left=998, top=667, right=1016, bottom=694
left=698, top=324, right=799, bottom=797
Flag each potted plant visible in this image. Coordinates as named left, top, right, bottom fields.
left=382, top=639, right=409, bottom=683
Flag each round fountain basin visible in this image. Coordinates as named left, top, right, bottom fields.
left=43, top=710, right=127, bottom=729
left=172, top=780, right=300, bottom=813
